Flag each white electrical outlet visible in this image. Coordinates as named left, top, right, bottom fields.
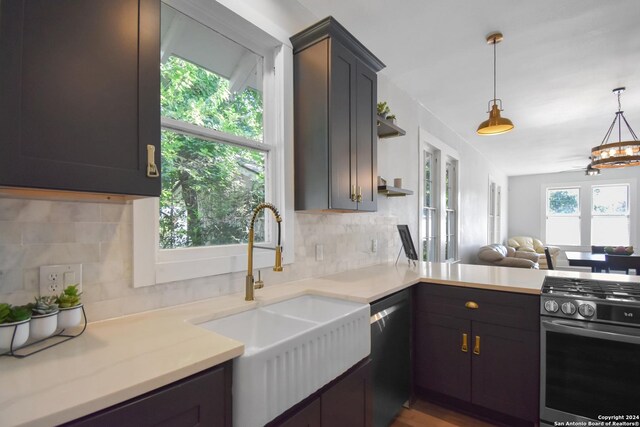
left=39, top=264, right=82, bottom=297
left=315, top=244, right=324, bottom=261
left=371, top=239, right=378, bottom=253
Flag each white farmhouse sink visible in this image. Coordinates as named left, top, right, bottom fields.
left=198, top=295, right=370, bottom=427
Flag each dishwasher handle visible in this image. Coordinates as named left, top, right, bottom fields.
left=370, top=303, right=402, bottom=324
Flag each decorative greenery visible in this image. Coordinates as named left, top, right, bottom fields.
left=386, top=114, right=396, bottom=121
left=0, top=303, right=32, bottom=324
left=377, top=101, right=390, bottom=117
left=56, top=285, right=82, bottom=309
left=29, top=296, right=59, bottom=316
left=0, top=303, right=10, bottom=324
left=160, top=56, right=265, bottom=249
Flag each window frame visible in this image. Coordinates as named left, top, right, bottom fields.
left=444, top=157, right=458, bottom=261
left=418, top=128, right=460, bottom=263
left=133, top=0, right=294, bottom=287
left=421, top=148, right=439, bottom=262
left=590, top=183, right=631, bottom=246
left=545, top=186, right=582, bottom=246
left=487, top=178, right=502, bottom=244
left=540, top=178, right=637, bottom=251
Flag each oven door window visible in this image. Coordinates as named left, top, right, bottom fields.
left=546, top=331, right=640, bottom=419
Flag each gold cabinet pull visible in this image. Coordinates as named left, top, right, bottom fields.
left=473, top=336, right=480, bottom=355
left=350, top=185, right=357, bottom=202
left=461, top=333, right=468, bottom=352
left=146, top=145, right=159, bottom=178
left=356, top=186, right=363, bottom=202
left=465, top=301, right=479, bottom=310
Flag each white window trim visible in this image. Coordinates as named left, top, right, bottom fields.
left=418, top=128, right=460, bottom=263
left=540, top=177, right=637, bottom=252
left=133, top=0, right=294, bottom=287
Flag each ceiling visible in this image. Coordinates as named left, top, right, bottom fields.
left=295, top=0, right=640, bottom=176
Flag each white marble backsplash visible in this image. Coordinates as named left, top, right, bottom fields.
left=0, top=198, right=398, bottom=321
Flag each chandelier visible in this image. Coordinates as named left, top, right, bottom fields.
left=590, top=87, right=640, bottom=169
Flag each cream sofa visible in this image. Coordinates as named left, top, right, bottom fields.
left=477, top=244, right=540, bottom=269
left=507, top=236, right=560, bottom=269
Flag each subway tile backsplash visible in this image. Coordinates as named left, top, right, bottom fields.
left=0, top=198, right=397, bottom=321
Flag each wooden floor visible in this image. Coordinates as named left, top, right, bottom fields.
left=391, top=399, right=497, bottom=427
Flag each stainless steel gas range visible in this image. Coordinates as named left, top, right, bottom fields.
left=540, top=277, right=640, bottom=426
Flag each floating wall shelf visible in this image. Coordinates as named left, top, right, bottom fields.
left=377, top=116, right=406, bottom=139
left=378, top=185, right=413, bottom=197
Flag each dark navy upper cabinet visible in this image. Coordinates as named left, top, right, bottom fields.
left=291, top=17, right=383, bottom=212
left=0, top=0, right=161, bottom=197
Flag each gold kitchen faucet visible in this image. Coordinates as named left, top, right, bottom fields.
left=245, top=203, right=283, bottom=301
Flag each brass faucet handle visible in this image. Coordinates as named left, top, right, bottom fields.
left=255, top=270, right=264, bottom=289
left=274, top=245, right=283, bottom=272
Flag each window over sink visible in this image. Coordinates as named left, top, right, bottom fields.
left=159, top=3, right=268, bottom=249
left=132, top=0, right=294, bottom=287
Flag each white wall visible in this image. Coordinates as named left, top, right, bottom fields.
left=377, top=75, right=509, bottom=264
left=509, top=168, right=639, bottom=249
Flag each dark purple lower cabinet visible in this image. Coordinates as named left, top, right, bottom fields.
left=278, top=398, right=321, bottom=427
left=414, top=312, right=471, bottom=402
left=268, top=358, right=372, bottom=427
left=471, top=321, right=539, bottom=422
left=414, top=283, right=540, bottom=426
left=64, top=362, right=232, bottom=427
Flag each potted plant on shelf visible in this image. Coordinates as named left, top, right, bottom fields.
left=28, top=296, right=59, bottom=340
left=386, top=114, right=397, bottom=124
left=377, top=101, right=390, bottom=119
left=56, top=285, right=83, bottom=330
left=0, top=303, right=32, bottom=353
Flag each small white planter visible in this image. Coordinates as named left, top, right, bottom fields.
left=30, top=311, right=59, bottom=340
left=0, top=319, right=30, bottom=353
left=57, top=304, right=83, bottom=330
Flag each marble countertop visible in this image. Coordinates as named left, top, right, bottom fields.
left=2, top=262, right=639, bottom=426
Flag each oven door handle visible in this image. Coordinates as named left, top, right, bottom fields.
left=542, top=320, right=640, bottom=344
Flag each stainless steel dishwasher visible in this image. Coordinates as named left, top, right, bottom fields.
left=370, top=288, right=411, bottom=427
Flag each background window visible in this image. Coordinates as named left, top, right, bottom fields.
left=422, top=150, right=438, bottom=261
left=591, top=184, right=630, bottom=245
left=445, top=159, right=457, bottom=261
left=546, top=188, right=581, bottom=245
left=160, top=3, right=268, bottom=249
left=488, top=181, right=502, bottom=244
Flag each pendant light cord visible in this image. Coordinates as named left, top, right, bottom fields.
left=600, top=89, right=639, bottom=146
left=618, top=90, right=622, bottom=142
left=493, top=39, right=497, bottom=104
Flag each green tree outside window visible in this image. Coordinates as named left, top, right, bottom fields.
left=160, top=56, right=265, bottom=249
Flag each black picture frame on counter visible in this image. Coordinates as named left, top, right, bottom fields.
left=396, top=225, right=418, bottom=266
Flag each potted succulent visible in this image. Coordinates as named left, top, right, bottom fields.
left=28, top=296, right=59, bottom=340
left=386, top=114, right=397, bottom=124
left=0, top=303, right=32, bottom=353
left=56, top=285, right=83, bottom=330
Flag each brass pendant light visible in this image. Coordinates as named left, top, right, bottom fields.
left=477, top=32, right=514, bottom=135
left=589, top=87, right=640, bottom=169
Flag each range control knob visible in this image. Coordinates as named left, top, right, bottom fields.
left=561, top=302, right=577, bottom=315
left=578, top=304, right=595, bottom=318
left=544, top=300, right=559, bottom=313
